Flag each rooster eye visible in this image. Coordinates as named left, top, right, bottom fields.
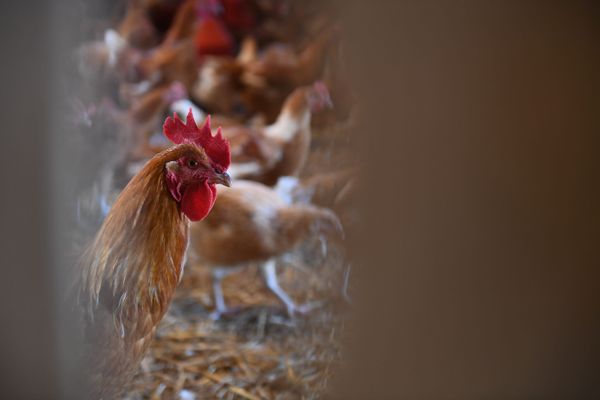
left=187, top=159, right=199, bottom=168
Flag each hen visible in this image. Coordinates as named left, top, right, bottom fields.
left=190, top=179, right=342, bottom=318
left=192, top=54, right=246, bottom=115
left=191, top=27, right=336, bottom=121
left=239, top=26, right=338, bottom=120
left=224, top=81, right=332, bottom=185
left=74, top=110, right=230, bottom=399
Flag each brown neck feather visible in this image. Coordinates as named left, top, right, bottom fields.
left=81, top=144, right=199, bottom=340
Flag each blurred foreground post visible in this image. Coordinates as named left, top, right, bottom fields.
left=333, top=1, right=600, bottom=398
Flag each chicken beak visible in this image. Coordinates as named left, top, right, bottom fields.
left=211, top=171, right=231, bottom=187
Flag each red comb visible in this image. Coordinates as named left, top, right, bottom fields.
left=163, top=109, right=230, bottom=170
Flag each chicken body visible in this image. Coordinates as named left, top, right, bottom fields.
left=75, top=143, right=221, bottom=399
left=190, top=180, right=341, bottom=317
left=239, top=27, right=337, bottom=120
left=242, top=27, right=334, bottom=89
left=192, top=27, right=335, bottom=120
left=224, top=82, right=331, bottom=185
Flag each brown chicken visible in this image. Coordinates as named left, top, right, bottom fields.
left=224, top=81, right=332, bottom=185
left=190, top=179, right=342, bottom=318
left=242, top=27, right=335, bottom=88
left=75, top=111, right=231, bottom=399
left=239, top=26, right=338, bottom=119
left=191, top=26, right=336, bottom=120
left=191, top=54, right=246, bottom=115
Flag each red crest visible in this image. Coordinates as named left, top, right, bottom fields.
left=163, top=109, right=230, bottom=170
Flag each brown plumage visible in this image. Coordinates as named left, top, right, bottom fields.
left=242, top=27, right=335, bottom=88
left=191, top=27, right=336, bottom=121
left=75, top=142, right=226, bottom=399
left=190, top=180, right=342, bottom=317
left=239, top=27, right=338, bottom=120
left=192, top=55, right=246, bottom=115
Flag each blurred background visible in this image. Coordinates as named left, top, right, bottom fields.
left=0, top=1, right=599, bottom=399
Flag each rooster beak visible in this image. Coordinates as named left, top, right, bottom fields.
left=211, top=171, right=231, bottom=187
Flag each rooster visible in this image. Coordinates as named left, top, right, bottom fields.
left=190, top=179, right=343, bottom=318
left=224, top=81, right=332, bottom=185
left=75, top=110, right=230, bottom=399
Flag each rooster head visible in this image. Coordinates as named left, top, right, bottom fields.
left=163, top=109, right=231, bottom=221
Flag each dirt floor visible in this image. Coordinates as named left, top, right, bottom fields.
left=124, top=239, right=349, bottom=399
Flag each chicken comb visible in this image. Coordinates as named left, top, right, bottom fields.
left=163, top=109, right=230, bottom=170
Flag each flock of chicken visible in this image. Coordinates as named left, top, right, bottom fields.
left=70, top=0, right=356, bottom=398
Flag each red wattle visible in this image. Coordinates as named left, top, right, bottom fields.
left=181, top=181, right=217, bottom=221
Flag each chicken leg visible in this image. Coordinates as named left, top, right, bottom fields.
left=261, top=259, right=315, bottom=317
left=210, top=266, right=243, bottom=319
